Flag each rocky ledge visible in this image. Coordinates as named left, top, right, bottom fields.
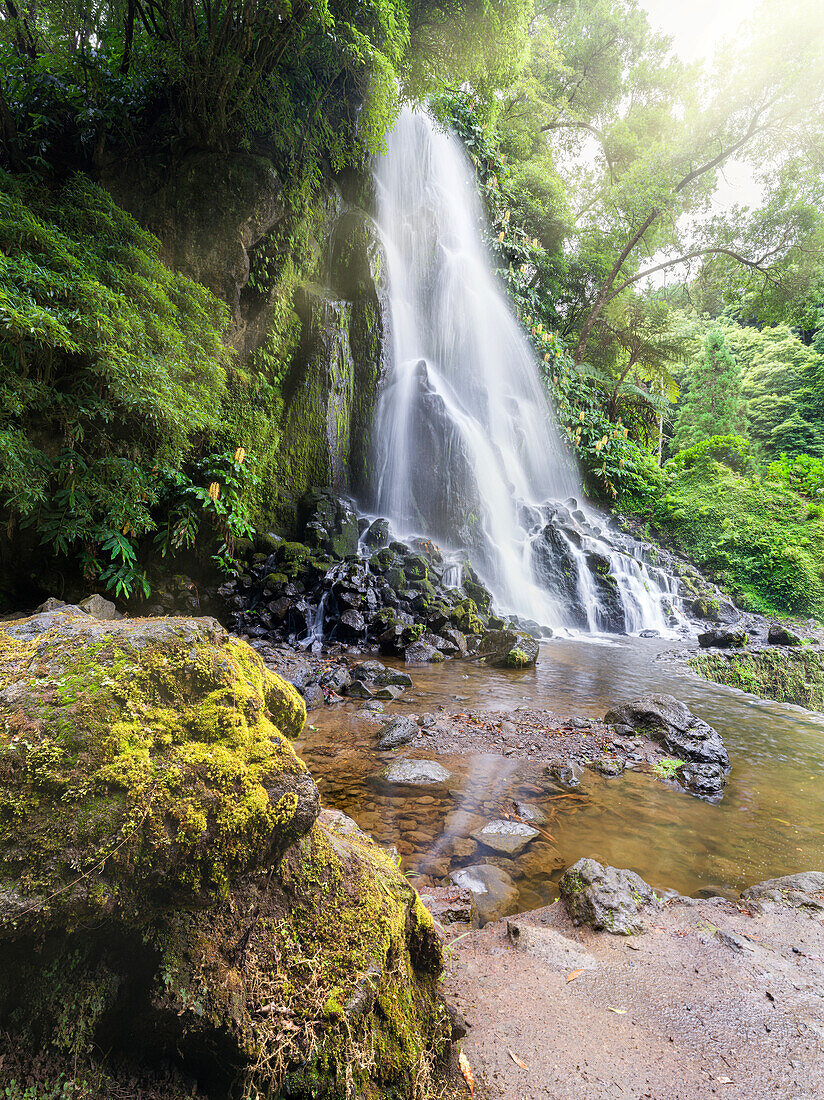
left=213, top=489, right=543, bottom=673
left=0, top=605, right=450, bottom=1098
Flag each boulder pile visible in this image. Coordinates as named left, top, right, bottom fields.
left=217, top=489, right=542, bottom=667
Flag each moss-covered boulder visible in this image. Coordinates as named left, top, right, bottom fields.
left=476, top=628, right=539, bottom=669
left=0, top=607, right=315, bottom=930
left=0, top=610, right=450, bottom=1097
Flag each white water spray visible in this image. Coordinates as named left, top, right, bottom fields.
left=372, top=107, right=680, bottom=635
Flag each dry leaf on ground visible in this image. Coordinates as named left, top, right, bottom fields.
left=459, top=1049, right=474, bottom=1097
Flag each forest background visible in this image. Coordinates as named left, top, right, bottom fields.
left=1, top=0, right=824, bottom=617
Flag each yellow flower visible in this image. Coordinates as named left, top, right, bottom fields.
left=234, top=447, right=246, bottom=464
left=498, top=230, right=505, bottom=242
left=503, top=209, right=510, bottom=223
left=208, top=482, right=221, bottom=501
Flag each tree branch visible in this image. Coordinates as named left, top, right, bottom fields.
left=608, top=243, right=789, bottom=298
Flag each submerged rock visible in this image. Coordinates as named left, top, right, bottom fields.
left=559, top=857, right=661, bottom=935
left=378, top=715, right=419, bottom=750
left=471, top=820, right=539, bottom=856
left=383, top=759, right=451, bottom=786
left=604, top=694, right=730, bottom=801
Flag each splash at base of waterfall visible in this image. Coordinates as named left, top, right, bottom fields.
left=371, top=106, right=682, bottom=635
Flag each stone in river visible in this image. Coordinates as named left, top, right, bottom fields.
left=383, top=759, right=451, bottom=786
left=513, top=800, right=549, bottom=826
left=559, top=857, right=661, bottom=935
left=450, top=864, right=518, bottom=926
left=378, top=715, right=419, bottom=750
left=471, top=819, right=539, bottom=856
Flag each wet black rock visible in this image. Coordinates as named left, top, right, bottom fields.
left=302, top=488, right=360, bottom=559
left=405, top=642, right=445, bottom=664
left=377, top=715, right=419, bottom=750
left=363, top=518, right=390, bottom=549
left=545, top=763, right=583, bottom=789
left=604, top=694, right=729, bottom=801
left=698, top=627, right=747, bottom=649
left=559, top=857, right=661, bottom=935
left=320, top=665, right=352, bottom=694
left=351, top=660, right=412, bottom=688
left=690, top=595, right=740, bottom=624
left=767, top=624, right=802, bottom=646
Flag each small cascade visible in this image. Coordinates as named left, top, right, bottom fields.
left=371, top=107, right=683, bottom=636
left=301, top=591, right=330, bottom=651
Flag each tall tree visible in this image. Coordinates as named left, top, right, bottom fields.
left=501, top=0, right=824, bottom=366
left=673, top=328, right=745, bottom=450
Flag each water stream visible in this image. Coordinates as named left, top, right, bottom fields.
left=298, top=640, right=824, bottom=907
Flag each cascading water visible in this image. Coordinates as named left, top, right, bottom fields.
left=372, top=107, right=681, bottom=635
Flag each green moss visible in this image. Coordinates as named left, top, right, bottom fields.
left=269, top=822, right=448, bottom=1098
left=651, top=757, right=684, bottom=780
left=0, top=615, right=310, bottom=927
left=690, top=648, right=824, bottom=711
left=506, top=647, right=532, bottom=668
left=451, top=599, right=484, bottom=635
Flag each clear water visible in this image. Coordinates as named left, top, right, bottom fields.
left=298, top=639, right=824, bottom=905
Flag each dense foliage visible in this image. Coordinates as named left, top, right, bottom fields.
left=634, top=438, right=824, bottom=618
left=0, top=170, right=266, bottom=596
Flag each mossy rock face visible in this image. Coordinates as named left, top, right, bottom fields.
left=0, top=607, right=316, bottom=933
left=0, top=611, right=450, bottom=1097
left=450, top=598, right=484, bottom=636
left=0, top=811, right=449, bottom=1099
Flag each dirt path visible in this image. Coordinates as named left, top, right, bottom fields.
left=444, top=894, right=824, bottom=1100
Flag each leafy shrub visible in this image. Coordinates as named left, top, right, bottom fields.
left=667, top=435, right=753, bottom=474
left=765, top=452, right=824, bottom=499
left=0, top=169, right=232, bottom=595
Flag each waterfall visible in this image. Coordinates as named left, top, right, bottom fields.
left=371, top=107, right=679, bottom=635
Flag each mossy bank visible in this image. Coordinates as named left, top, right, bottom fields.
left=0, top=605, right=450, bottom=1098
left=690, top=645, right=824, bottom=713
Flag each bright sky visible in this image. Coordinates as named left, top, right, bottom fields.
left=638, top=0, right=764, bottom=280
left=639, top=0, right=757, bottom=62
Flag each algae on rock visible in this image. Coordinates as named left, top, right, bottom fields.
left=0, top=608, right=450, bottom=1098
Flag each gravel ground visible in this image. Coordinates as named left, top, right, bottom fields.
left=443, top=892, right=824, bottom=1100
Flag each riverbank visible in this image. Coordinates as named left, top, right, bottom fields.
left=690, top=645, right=824, bottom=712
left=443, top=866, right=824, bottom=1100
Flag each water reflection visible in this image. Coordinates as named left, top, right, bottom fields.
left=297, top=638, right=824, bottom=909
